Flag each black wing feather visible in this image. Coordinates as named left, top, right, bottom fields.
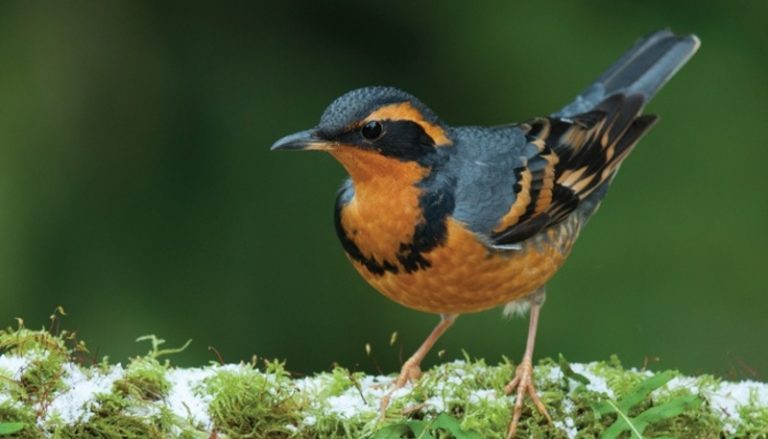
left=491, top=94, right=657, bottom=246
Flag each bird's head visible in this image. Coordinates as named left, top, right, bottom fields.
left=271, top=86, right=451, bottom=182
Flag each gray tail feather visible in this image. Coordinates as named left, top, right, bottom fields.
left=556, top=29, right=700, bottom=118
left=597, top=29, right=700, bottom=100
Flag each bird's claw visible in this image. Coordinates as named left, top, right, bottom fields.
left=504, top=359, right=552, bottom=438
left=379, top=360, right=422, bottom=418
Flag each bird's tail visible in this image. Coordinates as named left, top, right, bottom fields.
left=557, top=29, right=700, bottom=117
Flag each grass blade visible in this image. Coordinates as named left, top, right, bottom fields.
left=431, top=413, right=483, bottom=439
left=0, top=423, right=25, bottom=435
left=602, top=399, right=644, bottom=439
left=634, top=395, right=702, bottom=425
left=559, top=354, right=590, bottom=385
left=618, top=371, right=675, bottom=413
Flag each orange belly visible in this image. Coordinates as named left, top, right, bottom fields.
left=348, top=216, right=581, bottom=314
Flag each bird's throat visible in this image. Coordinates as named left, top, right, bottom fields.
left=330, top=146, right=427, bottom=186
left=332, top=146, right=429, bottom=270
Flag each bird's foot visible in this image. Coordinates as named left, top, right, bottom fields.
left=504, top=358, right=551, bottom=438
left=379, top=360, right=422, bottom=418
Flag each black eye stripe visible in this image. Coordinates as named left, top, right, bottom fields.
left=328, top=120, right=439, bottom=162
left=369, top=120, right=437, bottom=161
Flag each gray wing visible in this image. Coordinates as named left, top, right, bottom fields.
left=447, top=125, right=530, bottom=237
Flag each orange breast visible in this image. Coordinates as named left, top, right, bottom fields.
left=332, top=146, right=429, bottom=266
left=347, top=216, right=581, bottom=314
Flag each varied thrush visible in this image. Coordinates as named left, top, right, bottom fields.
left=272, top=29, right=699, bottom=437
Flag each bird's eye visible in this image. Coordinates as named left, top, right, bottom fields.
left=361, top=121, right=383, bottom=140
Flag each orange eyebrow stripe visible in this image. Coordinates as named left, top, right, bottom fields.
left=366, top=102, right=452, bottom=146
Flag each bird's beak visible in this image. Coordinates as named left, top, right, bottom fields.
left=270, top=129, right=331, bottom=151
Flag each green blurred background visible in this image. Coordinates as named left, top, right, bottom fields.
left=1, top=1, right=766, bottom=379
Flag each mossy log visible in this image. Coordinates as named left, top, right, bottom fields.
left=0, top=326, right=766, bottom=438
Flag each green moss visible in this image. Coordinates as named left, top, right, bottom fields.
left=643, top=380, right=724, bottom=438
left=0, top=402, right=40, bottom=439
left=53, top=364, right=200, bottom=439
left=0, top=326, right=77, bottom=419
left=113, top=357, right=170, bottom=401
left=48, top=334, right=192, bottom=438
left=323, top=367, right=362, bottom=399
left=1, top=322, right=766, bottom=438
left=406, top=358, right=517, bottom=438
left=17, top=355, right=65, bottom=411
left=735, top=397, right=768, bottom=437
left=590, top=355, right=647, bottom=399
left=204, top=360, right=305, bottom=438
left=55, top=392, right=175, bottom=439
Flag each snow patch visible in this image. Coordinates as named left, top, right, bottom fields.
left=326, top=388, right=375, bottom=419
left=0, top=354, right=32, bottom=380
left=468, top=389, right=497, bottom=404
left=166, top=367, right=215, bottom=429
left=570, top=364, right=615, bottom=397
left=545, top=363, right=615, bottom=398
left=652, top=375, right=700, bottom=399
left=43, top=362, right=124, bottom=425
left=554, top=417, right=578, bottom=439
left=424, top=395, right=447, bottom=412
left=707, top=380, right=768, bottom=433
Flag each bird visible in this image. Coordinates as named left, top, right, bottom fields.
left=271, top=29, right=699, bottom=437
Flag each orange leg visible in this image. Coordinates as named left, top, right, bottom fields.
left=505, top=302, right=552, bottom=438
left=379, top=313, right=458, bottom=415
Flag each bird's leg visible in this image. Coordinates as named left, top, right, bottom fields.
left=379, top=313, right=458, bottom=416
left=505, top=301, right=551, bottom=438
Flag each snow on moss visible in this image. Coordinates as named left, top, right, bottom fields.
left=0, top=354, right=31, bottom=381
left=0, top=326, right=767, bottom=438
left=43, top=362, right=124, bottom=425
left=707, top=380, right=768, bottom=433
left=165, top=367, right=215, bottom=429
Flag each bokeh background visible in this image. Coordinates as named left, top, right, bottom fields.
left=1, top=1, right=766, bottom=379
